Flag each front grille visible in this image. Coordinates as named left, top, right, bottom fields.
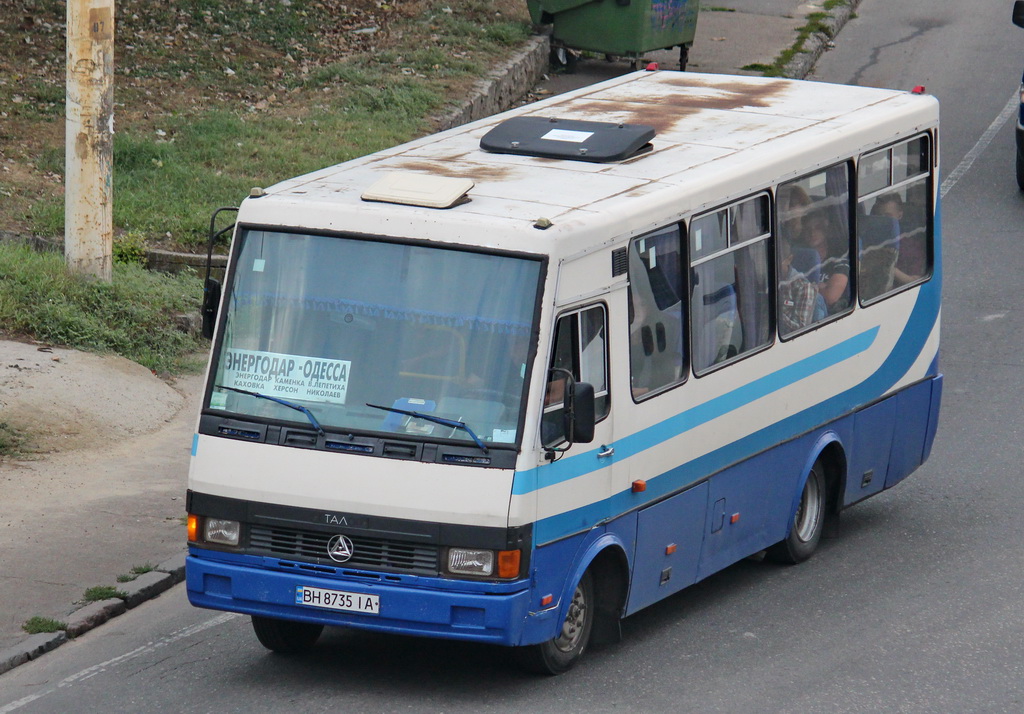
left=248, top=525, right=439, bottom=576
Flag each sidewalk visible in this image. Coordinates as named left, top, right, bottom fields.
left=0, top=0, right=860, bottom=676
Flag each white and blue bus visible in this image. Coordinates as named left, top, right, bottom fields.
left=186, top=70, right=942, bottom=674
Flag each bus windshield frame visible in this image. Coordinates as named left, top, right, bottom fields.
left=205, top=227, right=546, bottom=453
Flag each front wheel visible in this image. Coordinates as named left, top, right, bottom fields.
left=1016, top=148, right=1024, bottom=191
left=515, top=570, right=594, bottom=675
left=767, top=460, right=827, bottom=564
left=251, top=616, right=323, bottom=654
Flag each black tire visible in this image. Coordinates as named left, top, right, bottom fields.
left=251, top=616, right=323, bottom=654
left=515, top=570, right=594, bottom=675
left=767, top=460, right=827, bottom=564
left=1016, top=149, right=1024, bottom=191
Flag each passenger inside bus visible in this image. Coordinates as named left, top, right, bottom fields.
left=800, top=209, right=850, bottom=314
left=778, top=239, right=819, bottom=334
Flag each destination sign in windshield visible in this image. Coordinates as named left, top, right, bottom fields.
left=218, top=348, right=351, bottom=405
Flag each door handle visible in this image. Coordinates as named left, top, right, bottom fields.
left=598, top=445, right=615, bottom=458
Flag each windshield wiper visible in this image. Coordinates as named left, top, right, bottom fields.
left=215, top=385, right=325, bottom=436
left=366, top=403, right=488, bottom=454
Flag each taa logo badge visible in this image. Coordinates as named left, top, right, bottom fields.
left=327, top=534, right=355, bottom=563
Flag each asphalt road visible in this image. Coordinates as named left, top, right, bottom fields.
left=3, top=1, right=1024, bottom=712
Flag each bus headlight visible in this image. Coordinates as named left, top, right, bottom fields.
left=446, top=548, right=521, bottom=578
left=203, top=518, right=241, bottom=546
left=447, top=548, right=494, bottom=576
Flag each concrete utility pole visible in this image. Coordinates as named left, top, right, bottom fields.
left=65, top=0, right=115, bottom=281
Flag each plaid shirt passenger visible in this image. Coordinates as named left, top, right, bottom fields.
left=779, top=268, right=817, bottom=334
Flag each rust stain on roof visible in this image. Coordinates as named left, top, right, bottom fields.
left=563, top=78, right=789, bottom=134
left=561, top=100, right=697, bottom=135
left=389, top=160, right=514, bottom=182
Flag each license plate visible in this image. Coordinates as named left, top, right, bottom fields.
left=295, top=585, right=380, bottom=614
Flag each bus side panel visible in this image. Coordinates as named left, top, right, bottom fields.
left=884, top=379, right=936, bottom=489
left=696, top=444, right=801, bottom=582
left=921, top=375, right=943, bottom=464
left=625, top=482, right=707, bottom=615
left=844, top=398, right=897, bottom=506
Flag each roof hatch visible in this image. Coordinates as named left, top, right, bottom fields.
left=361, top=172, right=474, bottom=209
left=479, top=116, right=655, bottom=163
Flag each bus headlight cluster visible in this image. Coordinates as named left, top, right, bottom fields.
left=446, top=548, right=521, bottom=579
left=205, top=518, right=241, bottom=546
left=187, top=514, right=241, bottom=547
left=448, top=548, right=494, bottom=576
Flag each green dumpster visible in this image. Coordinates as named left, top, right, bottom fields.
left=528, top=0, right=699, bottom=70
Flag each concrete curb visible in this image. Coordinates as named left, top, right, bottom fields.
left=0, top=550, right=186, bottom=677
left=783, top=0, right=862, bottom=79
left=435, top=34, right=550, bottom=132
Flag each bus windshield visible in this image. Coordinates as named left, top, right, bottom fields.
left=209, top=229, right=543, bottom=448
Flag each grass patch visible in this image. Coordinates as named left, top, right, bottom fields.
left=0, top=421, right=26, bottom=458
left=2, top=0, right=532, bottom=251
left=0, top=243, right=205, bottom=374
left=117, top=564, right=156, bottom=583
left=22, top=616, right=67, bottom=634
left=83, top=586, right=126, bottom=602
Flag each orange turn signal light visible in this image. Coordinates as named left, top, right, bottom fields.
left=730, top=513, right=741, bottom=524
left=187, top=514, right=200, bottom=542
left=540, top=594, right=553, bottom=607
left=497, top=549, right=521, bottom=579
left=632, top=480, right=647, bottom=493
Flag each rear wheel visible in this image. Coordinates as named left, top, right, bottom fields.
left=515, top=570, right=594, bottom=675
left=1016, top=149, right=1024, bottom=191
left=767, top=460, right=827, bottom=564
left=251, top=616, right=323, bottom=654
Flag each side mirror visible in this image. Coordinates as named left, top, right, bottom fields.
left=1014, top=0, right=1024, bottom=28
left=564, top=381, right=596, bottom=444
left=201, top=278, right=221, bottom=339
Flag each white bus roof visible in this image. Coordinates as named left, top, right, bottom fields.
left=240, top=71, right=938, bottom=252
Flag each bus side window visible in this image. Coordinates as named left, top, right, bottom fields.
left=690, top=194, right=772, bottom=373
left=628, top=225, right=686, bottom=399
left=857, top=134, right=933, bottom=303
left=777, top=163, right=854, bottom=336
left=542, top=305, right=609, bottom=447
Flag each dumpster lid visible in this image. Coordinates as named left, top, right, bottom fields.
left=479, top=116, right=655, bottom=163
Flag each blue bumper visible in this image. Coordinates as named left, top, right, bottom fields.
left=186, top=548, right=537, bottom=646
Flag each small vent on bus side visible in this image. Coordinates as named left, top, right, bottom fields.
left=479, top=117, right=655, bottom=163
left=612, top=247, right=628, bottom=277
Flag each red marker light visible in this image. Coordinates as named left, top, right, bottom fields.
left=911, top=85, right=926, bottom=94
left=645, top=62, right=660, bottom=71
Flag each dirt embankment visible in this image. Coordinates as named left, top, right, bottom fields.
left=0, top=339, right=190, bottom=457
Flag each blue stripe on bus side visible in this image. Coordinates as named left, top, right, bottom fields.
left=528, top=288, right=940, bottom=544
left=512, top=326, right=879, bottom=497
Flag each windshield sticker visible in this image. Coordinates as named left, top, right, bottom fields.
left=492, top=429, right=516, bottom=443
left=210, top=391, right=228, bottom=410
left=220, top=348, right=351, bottom=405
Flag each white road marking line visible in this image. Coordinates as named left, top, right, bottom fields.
left=0, top=613, right=240, bottom=713
left=941, top=93, right=1018, bottom=198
